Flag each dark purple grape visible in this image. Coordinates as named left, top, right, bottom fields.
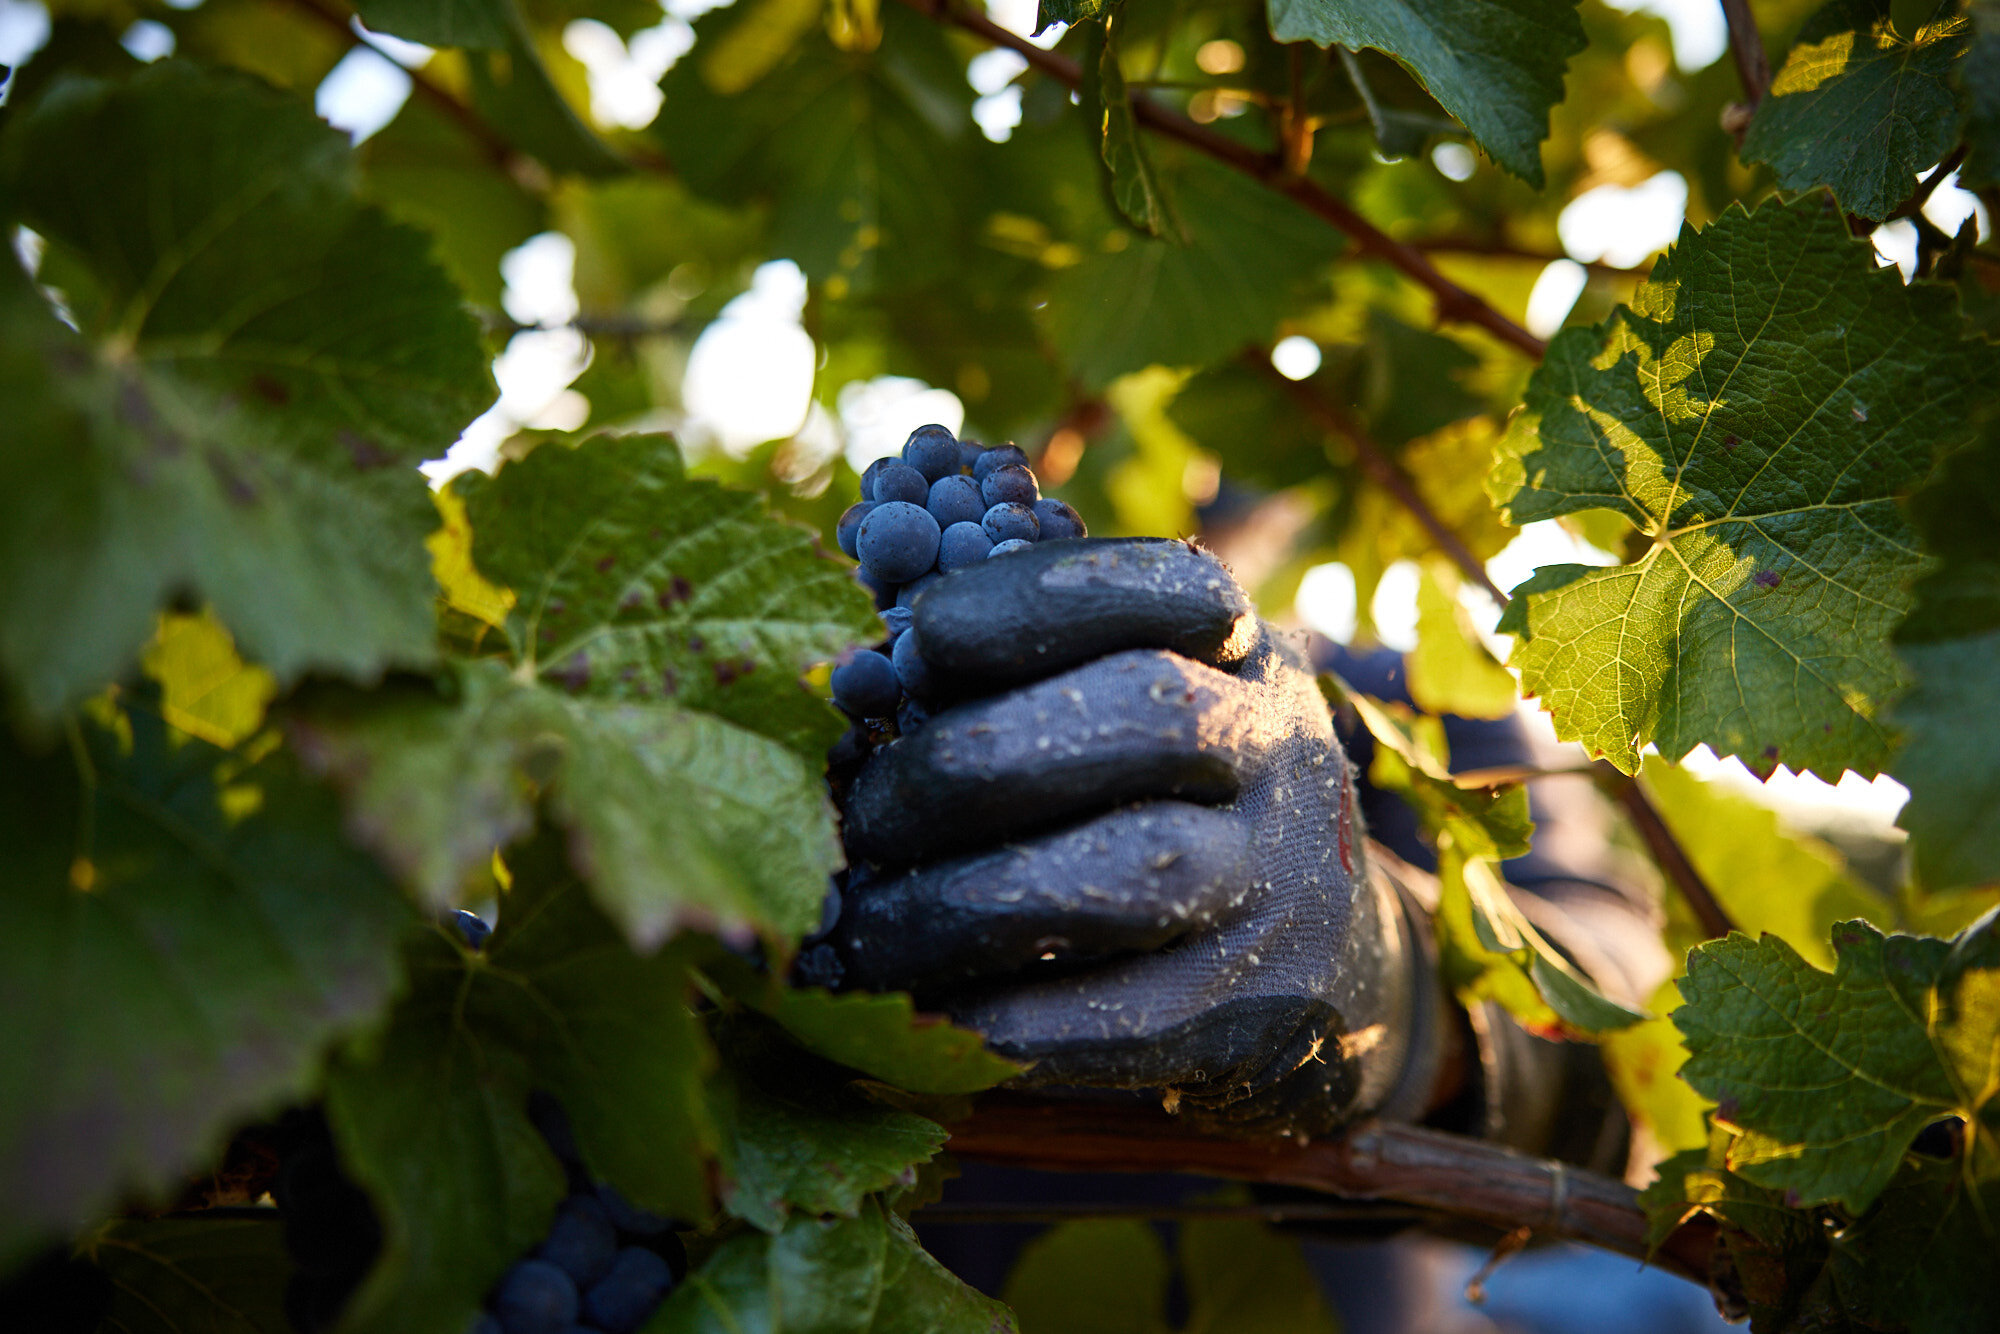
left=896, top=572, right=941, bottom=609
left=902, top=424, right=962, bottom=482
left=897, top=697, right=932, bottom=733
left=537, top=1194, right=617, bottom=1287
left=982, top=502, right=1039, bottom=544
left=881, top=606, right=914, bottom=640
left=836, top=501, right=878, bottom=559
left=957, top=440, right=986, bottom=473
left=491, top=1260, right=577, bottom=1334
left=858, top=457, right=894, bottom=502
left=937, top=521, right=993, bottom=572
left=989, top=538, right=1035, bottom=557
left=926, top=474, right=984, bottom=528
left=831, top=649, right=900, bottom=719
left=856, top=501, right=941, bottom=583
left=580, top=1248, right=674, bottom=1334
left=1032, top=498, right=1086, bottom=542
left=981, top=463, right=1040, bottom=508
left=972, top=444, right=1030, bottom=482
left=892, top=628, right=932, bottom=699
left=856, top=566, right=897, bottom=611
left=872, top=461, right=930, bottom=505
left=451, top=910, right=491, bottom=950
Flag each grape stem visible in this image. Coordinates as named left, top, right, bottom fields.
left=906, top=0, right=1549, bottom=359
left=941, top=1095, right=1716, bottom=1286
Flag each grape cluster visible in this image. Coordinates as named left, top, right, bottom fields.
left=469, top=1091, right=686, bottom=1334
left=831, top=425, right=1084, bottom=727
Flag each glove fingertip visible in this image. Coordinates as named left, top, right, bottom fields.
left=913, top=538, right=1251, bottom=688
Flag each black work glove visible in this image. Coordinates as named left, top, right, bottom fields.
left=823, top=540, right=1439, bottom=1137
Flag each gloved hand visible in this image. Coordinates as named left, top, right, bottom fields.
left=822, top=539, right=1442, bottom=1136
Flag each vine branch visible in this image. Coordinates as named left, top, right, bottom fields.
left=908, top=0, right=1548, bottom=359
left=1248, top=352, right=1510, bottom=605
left=1719, top=0, right=1771, bottom=111
left=943, top=1097, right=1716, bottom=1286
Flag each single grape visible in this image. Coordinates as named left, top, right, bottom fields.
left=972, top=444, right=1030, bottom=482
left=1032, top=498, right=1086, bottom=542
left=880, top=606, right=914, bottom=641
left=872, top=461, right=930, bottom=505
left=858, top=457, right=894, bottom=502
left=836, top=501, right=877, bottom=559
left=989, top=538, right=1035, bottom=557
left=595, top=1183, right=672, bottom=1238
left=580, top=1247, right=674, bottom=1334
left=982, top=502, right=1040, bottom=544
left=856, top=502, right=941, bottom=583
left=896, top=572, right=941, bottom=609
left=926, top=474, right=985, bottom=528
left=451, top=909, right=491, bottom=950
left=897, top=697, right=932, bottom=733
left=892, top=627, right=932, bottom=699
left=491, top=1260, right=578, bottom=1334
left=831, top=649, right=900, bottom=719
left=937, top=520, right=993, bottom=572
left=537, top=1193, right=617, bottom=1287
left=957, top=440, right=986, bottom=473
left=981, top=463, right=1040, bottom=508
left=902, top=424, right=962, bottom=482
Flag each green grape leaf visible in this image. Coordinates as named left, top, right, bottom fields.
left=0, top=64, right=492, bottom=723
left=328, top=843, right=717, bottom=1334
left=455, top=433, right=877, bottom=758
left=1336, top=685, right=1640, bottom=1035
left=654, top=5, right=983, bottom=294
left=1600, top=985, right=1713, bottom=1160
left=1000, top=1214, right=1340, bottom=1334
left=1041, top=149, right=1343, bottom=387
left=0, top=701, right=411, bottom=1269
left=1892, top=423, right=2000, bottom=891
left=1742, top=0, right=1972, bottom=221
left=465, top=17, right=629, bottom=178
left=656, top=1201, right=1015, bottom=1334
left=1407, top=563, right=1517, bottom=721
left=713, top=1018, right=948, bottom=1233
left=1638, top=756, right=1888, bottom=967
left=1037, top=0, right=1117, bottom=28
left=351, top=0, right=511, bottom=48
left=1003, top=1220, right=1171, bottom=1334
left=704, top=956, right=1025, bottom=1095
left=1266, top=0, right=1585, bottom=186
left=1674, top=912, right=2000, bottom=1212
left=291, top=658, right=840, bottom=946
left=1178, top=1216, right=1342, bottom=1334
left=87, top=1216, right=292, bottom=1334
left=358, top=94, right=549, bottom=310
left=1490, top=194, right=1998, bottom=779
left=1644, top=1147, right=2000, bottom=1333
left=1087, top=14, right=1174, bottom=239
left=1962, top=2, right=2000, bottom=189
left=1336, top=687, right=1533, bottom=859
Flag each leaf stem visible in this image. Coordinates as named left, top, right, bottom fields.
left=909, top=0, right=1547, bottom=358
left=943, top=1096, right=1717, bottom=1285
